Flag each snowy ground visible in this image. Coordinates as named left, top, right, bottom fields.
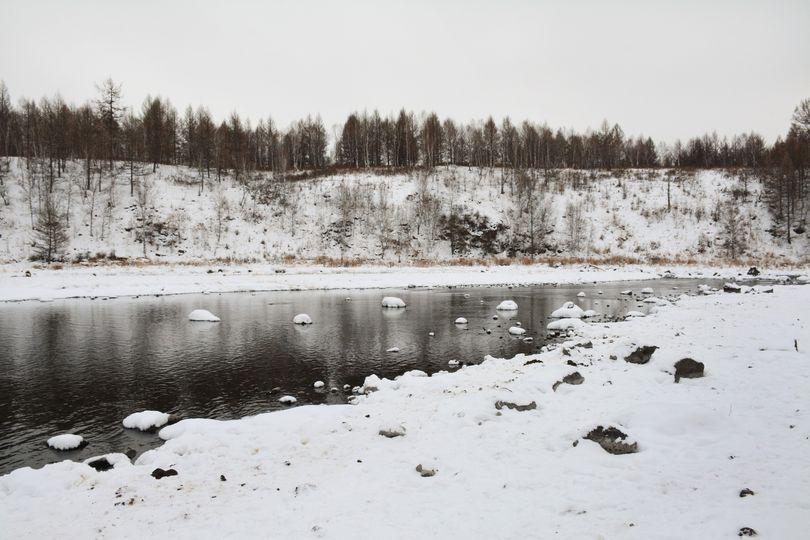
left=0, top=262, right=806, bottom=302
left=1, top=283, right=808, bottom=538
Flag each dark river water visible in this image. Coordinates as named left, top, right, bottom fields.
left=0, top=278, right=725, bottom=475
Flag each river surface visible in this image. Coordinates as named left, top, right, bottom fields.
left=0, top=278, right=725, bottom=474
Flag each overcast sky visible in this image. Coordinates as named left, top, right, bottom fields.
left=1, top=0, right=808, bottom=142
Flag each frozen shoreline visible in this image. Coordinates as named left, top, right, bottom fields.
left=0, top=262, right=805, bottom=303
left=1, top=283, right=808, bottom=538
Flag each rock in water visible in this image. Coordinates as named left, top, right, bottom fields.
left=674, top=358, right=704, bottom=382
left=381, top=296, right=406, bottom=308
left=151, top=467, right=178, bottom=479
left=624, top=345, right=658, bottom=364
left=188, top=309, right=220, bottom=322
left=584, top=426, right=638, bottom=455
left=496, top=300, right=518, bottom=311
left=454, top=317, right=468, bottom=324
left=46, top=434, right=85, bottom=451
left=293, top=313, right=313, bottom=325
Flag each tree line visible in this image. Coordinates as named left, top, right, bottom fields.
left=0, top=78, right=799, bottom=177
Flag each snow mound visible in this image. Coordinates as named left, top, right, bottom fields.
left=550, top=301, right=585, bottom=318
left=122, top=410, right=170, bottom=431
left=293, top=313, right=313, bottom=325
left=496, top=300, right=518, bottom=311
left=278, top=395, right=297, bottom=404
left=188, top=309, right=220, bottom=322
left=46, top=434, right=84, bottom=451
left=508, top=326, right=526, bottom=335
left=381, top=296, right=406, bottom=308
left=547, top=318, right=586, bottom=332
left=454, top=317, right=468, bottom=324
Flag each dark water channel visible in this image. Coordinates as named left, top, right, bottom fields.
left=0, top=278, right=727, bottom=474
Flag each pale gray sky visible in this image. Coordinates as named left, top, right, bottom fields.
left=1, top=0, right=808, bottom=142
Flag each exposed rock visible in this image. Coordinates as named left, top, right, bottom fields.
left=415, top=464, right=436, bottom=477
left=495, top=400, right=537, bottom=411
left=584, top=426, right=638, bottom=455
left=723, top=283, right=742, bottom=293
left=379, top=427, right=406, bottom=438
left=151, top=467, right=178, bottom=479
left=87, top=457, right=114, bottom=472
left=124, top=448, right=137, bottom=460
left=739, top=488, right=755, bottom=497
left=553, top=371, right=585, bottom=391
left=738, top=527, right=757, bottom=537
left=624, top=345, right=658, bottom=364
left=674, top=358, right=704, bottom=382
left=747, top=267, right=760, bottom=276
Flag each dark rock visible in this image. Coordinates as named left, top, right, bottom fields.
left=379, top=428, right=406, bottom=438
left=724, top=283, right=742, bottom=293
left=624, top=345, right=658, bottom=364
left=220, top=474, right=227, bottom=482
left=584, top=426, right=638, bottom=455
left=25, top=270, right=32, bottom=277
left=124, top=448, right=137, bottom=460
left=151, top=467, right=178, bottom=479
left=738, top=527, right=757, bottom=537
left=567, top=359, right=578, bottom=367
left=674, top=358, right=704, bottom=382
left=87, top=457, right=114, bottom=472
left=747, top=267, right=760, bottom=276
left=415, top=464, right=436, bottom=477
left=553, top=371, right=584, bottom=391
left=739, top=488, right=755, bottom=497
left=495, top=400, right=537, bottom=412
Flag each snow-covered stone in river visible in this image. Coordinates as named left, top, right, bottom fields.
left=313, top=380, right=325, bottom=389
left=641, top=287, right=654, bottom=295
left=188, top=309, right=220, bottom=322
left=122, top=410, right=170, bottom=431
left=293, top=313, right=313, bottom=325
left=625, top=310, right=646, bottom=318
left=577, top=291, right=586, bottom=297
left=508, top=326, right=526, bottom=335
left=621, top=290, right=633, bottom=295
left=496, top=300, right=518, bottom=311
left=381, top=296, right=406, bottom=308
left=448, top=359, right=460, bottom=367
left=387, top=347, right=400, bottom=353
left=428, top=332, right=435, bottom=336
left=46, top=434, right=84, bottom=451
left=550, top=301, right=585, bottom=319
left=454, top=317, right=468, bottom=324
left=278, top=395, right=297, bottom=404
left=547, top=318, right=586, bottom=332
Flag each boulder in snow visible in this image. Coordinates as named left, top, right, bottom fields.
left=188, top=309, right=220, bottom=322
left=641, top=287, right=654, bottom=295
left=584, top=426, right=638, bottom=455
left=674, top=358, right=704, bottom=382
left=151, top=467, right=178, bottom=480
left=624, top=345, right=658, bottom=364
left=381, top=296, right=406, bottom=308
left=415, top=464, right=437, bottom=477
left=293, top=313, right=313, bottom=325
left=552, top=371, right=584, bottom=391
left=550, top=301, right=585, bottom=318
left=547, top=318, right=586, bottom=332
left=495, top=400, right=537, bottom=411
left=723, top=283, right=742, bottom=293
left=508, top=326, right=526, bottom=335
left=496, top=300, right=518, bottom=311
left=625, top=310, right=645, bottom=318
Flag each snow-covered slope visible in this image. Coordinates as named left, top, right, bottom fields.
left=0, top=159, right=805, bottom=264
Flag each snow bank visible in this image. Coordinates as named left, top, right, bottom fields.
left=122, top=411, right=170, bottom=431
left=46, top=434, right=84, bottom=451
left=293, top=313, right=313, bottom=325
left=496, top=300, right=518, bottom=310
left=188, top=309, right=220, bottom=322
left=550, top=301, right=585, bottom=318
left=381, top=296, right=406, bottom=308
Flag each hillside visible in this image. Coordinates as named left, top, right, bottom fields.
left=0, top=158, right=806, bottom=265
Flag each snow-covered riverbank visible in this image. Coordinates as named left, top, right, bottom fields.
left=1, top=283, right=808, bottom=538
left=0, top=262, right=806, bottom=302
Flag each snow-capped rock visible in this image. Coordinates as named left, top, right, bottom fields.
left=46, top=434, right=84, bottom=451
left=496, top=300, right=518, bottom=311
left=188, top=309, right=220, bottom=322
left=122, top=411, right=170, bottom=431
left=381, top=296, right=406, bottom=308
left=508, top=326, right=526, bottom=335
left=454, top=317, right=468, bottom=324
left=293, top=313, right=313, bottom=324
left=313, top=381, right=325, bottom=389
left=278, top=395, right=297, bottom=404
left=550, top=301, right=585, bottom=318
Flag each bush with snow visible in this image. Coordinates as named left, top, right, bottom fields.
left=122, top=411, right=170, bottom=431
left=188, top=309, right=220, bottom=322
left=293, top=313, right=313, bottom=324
left=496, top=300, right=518, bottom=311
left=550, top=301, right=585, bottom=318
left=381, top=296, right=406, bottom=308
